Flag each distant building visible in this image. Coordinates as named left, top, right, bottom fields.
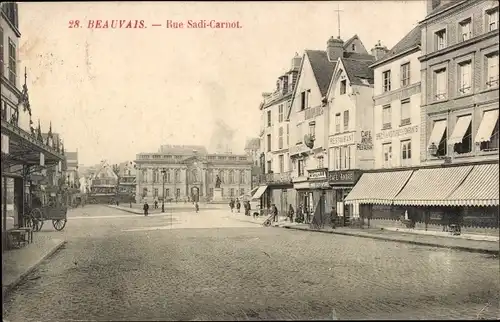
left=117, top=161, right=136, bottom=196
left=87, top=160, right=118, bottom=203
left=135, top=144, right=253, bottom=203
left=244, top=138, right=261, bottom=190
left=65, top=151, right=79, bottom=188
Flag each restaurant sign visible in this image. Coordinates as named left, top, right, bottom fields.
left=308, top=169, right=327, bottom=180
left=329, top=132, right=356, bottom=147
left=375, top=125, right=419, bottom=141
left=328, top=170, right=361, bottom=185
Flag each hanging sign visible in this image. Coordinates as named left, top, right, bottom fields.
left=1, top=134, right=9, bottom=154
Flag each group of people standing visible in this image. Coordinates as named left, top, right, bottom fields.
left=229, top=198, right=253, bottom=216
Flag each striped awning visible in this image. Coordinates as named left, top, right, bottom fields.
left=393, top=165, right=473, bottom=206
left=445, top=163, right=499, bottom=206
left=344, top=170, right=413, bottom=205
left=251, top=185, right=268, bottom=200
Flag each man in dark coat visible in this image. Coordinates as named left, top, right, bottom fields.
left=143, top=201, right=149, bottom=216
left=330, top=206, right=337, bottom=229
left=236, top=199, right=241, bottom=213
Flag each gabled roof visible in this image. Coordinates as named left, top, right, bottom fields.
left=92, top=160, right=118, bottom=180
left=342, top=58, right=375, bottom=86
left=371, top=24, right=422, bottom=68
left=343, top=34, right=359, bottom=48
left=305, top=50, right=336, bottom=97
left=344, top=52, right=375, bottom=61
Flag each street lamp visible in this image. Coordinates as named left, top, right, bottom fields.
left=161, top=169, right=166, bottom=212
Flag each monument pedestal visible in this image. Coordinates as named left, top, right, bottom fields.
left=212, top=188, right=224, bottom=203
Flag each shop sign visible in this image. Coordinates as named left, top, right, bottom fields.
left=289, top=143, right=310, bottom=156
left=308, top=169, right=327, bottom=180
left=356, top=131, right=373, bottom=150
left=329, top=170, right=361, bottom=185
left=329, top=132, right=356, bottom=147
left=375, top=125, right=419, bottom=141
left=309, top=181, right=330, bottom=189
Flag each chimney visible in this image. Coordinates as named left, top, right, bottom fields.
left=291, top=52, right=302, bottom=71
left=371, top=40, right=389, bottom=61
left=426, top=0, right=441, bottom=15
left=326, top=36, right=344, bottom=62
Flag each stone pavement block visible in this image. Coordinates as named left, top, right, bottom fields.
left=280, top=224, right=499, bottom=255
left=2, top=233, right=66, bottom=298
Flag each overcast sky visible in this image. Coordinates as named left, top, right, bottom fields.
left=18, top=1, right=426, bottom=166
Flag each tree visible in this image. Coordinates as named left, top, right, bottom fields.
left=112, top=164, right=121, bottom=200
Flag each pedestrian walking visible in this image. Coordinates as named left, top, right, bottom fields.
left=271, top=204, right=278, bottom=222
left=229, top=199, right=235, bottom=212
left=195, top=202, right=199, bottom=213
left=288, top=204, right=295, bottom=222
left=236, top=199, right=241, bottom=213
left=143, top=201, right=149, bottom=216
left=330, top=206, right=337, bottom=229
left=154, top=199, right=158, bottom=209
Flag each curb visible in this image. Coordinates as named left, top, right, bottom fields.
left=280, top=226, right=499, bottom=255
left=107, top=205, right=144, bottom=215
left=2, top=240, right=67, bottom=299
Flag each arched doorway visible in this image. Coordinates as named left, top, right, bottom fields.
left=191, top=186, right=200, bottom=203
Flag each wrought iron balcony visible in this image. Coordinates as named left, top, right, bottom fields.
left=259, top=171, right=292, bottom=184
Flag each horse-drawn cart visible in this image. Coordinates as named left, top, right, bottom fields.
left=24, top=188, right=68, bottom=232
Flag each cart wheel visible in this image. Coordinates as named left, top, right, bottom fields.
left=52, top=219, right=67, bottom=231
left=30, top=208, right=44, bottom=232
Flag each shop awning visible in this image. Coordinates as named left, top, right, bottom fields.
left=251, top=185, right=268, bottom=200
left=393, top=165, right=473, bottom=206
left=445, top=163, right=499, bottom=206
left=344, top=170, right=413, bottom=205
left=475, top=109, right=499, bottom=143
left=428, top=120, right=447, bottom=146
left=448, top=115, right=472, bottom=145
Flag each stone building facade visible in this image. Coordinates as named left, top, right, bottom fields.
left=135, top=145, right=253, bottom=203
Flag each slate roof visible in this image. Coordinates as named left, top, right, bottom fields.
left=342, top=58, right=375, bottom=86
left=343, top=34, right=358, bottom=48
left=371, top=24, right=422, bottom=67
left=344, top=52, right=375, bottom=61
left=305, top=50, right=336, bottom=97
left=427, top=0, right=465, bottom=18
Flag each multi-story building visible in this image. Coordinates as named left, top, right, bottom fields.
left=345, top=0, right=499, bottom=234
left=243, top=137, right=261, bottom=191
left=116, top=161, right=136, bottom=198
left=135, top=145, right=253, bottom=203
left=325, top=36, right=378, bottom=223
left=253, top=53, right=301, bottom=213
left=87, top=160, right=118, bottom=203
left=289, top=34, right=373, bottom=216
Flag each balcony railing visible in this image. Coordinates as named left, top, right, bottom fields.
left=259, top=171, right=292, bottom=184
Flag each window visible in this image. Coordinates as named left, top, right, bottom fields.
left=230, top=188, right=235, bottom=197
left=317, top=156, right=324, bottom=169
left=8, top=39, right=16, bottom=85
left=382, top=143, right=392, bottom=168
left=267, top=110, right=271, bottom=127
left=279, top=154, right=284, bottom=172
left=286, top=124, right=289, bottom=146
left=435, top=29, right=447, bottom=50
left=434, top=68, right=447, bottom=100
left=297, top=159, right=305, bottom=176
left=153, top=170, right=159, bottom=183
left=267, top=160, right=272, bottom=173
left=334, top=148, right=341, bottom=170
left=335, top=113, right=341, bottom=133
left=267, top=134, right=271, bottom=152
left=300, top=91, right=306, bottom=110
left=382, top=105, right=391, bottom=130
left=480, top=118, right=499, bottom=151
left=166, top=170, right=171, bottom=183
left=432, top=120, right=448, bottom=157
left=154, top=188, right=158, bottom=197
left=340, top=80, right=347, bottom=95
left=240, top=188, right=245, bottom=196
left=165, top=188, right=170, bottom=197
left=296, top=123, right=302, bottom=143
left=228, top=170, right=234, bottom=184
left=401, top=63, right=410, bottom=87
left=343, top=110, right=349, bottom=131
left=486, top=53, right=499, bottom=88
left=382, top=70, right=391, bottom=92
left=278, top=104, right=284, bottom=122
left=175, top=169, right=181, bottom=182
left=453, top=115, right=472, bottom=154
left=142, top=188, right=148, bottom=197
left=487, top=7, right=499, bottom=31
left=400, top=100, right=411, bottom=126
left=176, top=188, right=180, bottom=198
left=308, top=121, right=315, bottom=138
left=278, top=127, right=283, bottom=149
left=458, top=60, right=472, bottom=95
left=401, top=140, right=412, bottom=166
left=342, top=146, right=351, bottom=170
left=142, top=169, right=148, bottom=183
left=459, top=18, right=472, bottom=41
left=239, top=170, right=245, bottom=184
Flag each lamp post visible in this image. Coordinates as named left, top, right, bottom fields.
left=161, top=169, right=166, bottom=213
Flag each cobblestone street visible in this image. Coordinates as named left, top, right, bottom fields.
left=3, top=205, right=500, bottom=321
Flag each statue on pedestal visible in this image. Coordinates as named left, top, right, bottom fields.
left=215, top=175, right=221, bottom=188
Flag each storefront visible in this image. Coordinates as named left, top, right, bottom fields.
left=293, top=169, right=330, bottom=223
left=328, top=169, right=362, bottom=224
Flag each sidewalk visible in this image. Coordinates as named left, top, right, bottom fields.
left=228, top=212, right=290, bottom=226
left=279, top=224, right=499, bottom=255
left=2, top=233, right=67, bottom=298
